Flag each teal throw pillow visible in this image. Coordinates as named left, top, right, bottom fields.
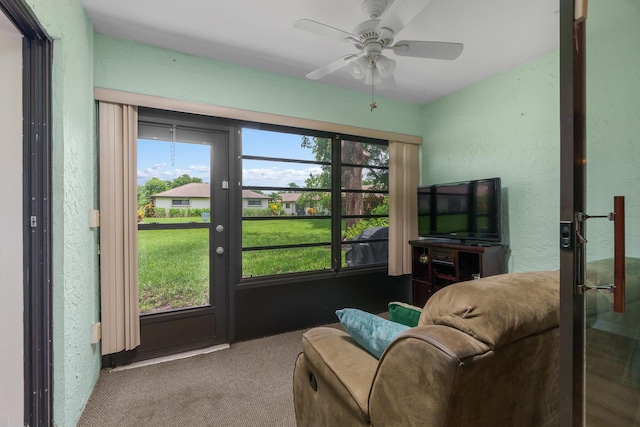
left=388, top=301, right=423, bottom=327
left=336, top=308, right=410, bottom=359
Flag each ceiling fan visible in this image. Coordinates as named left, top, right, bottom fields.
left=294, top=0, right=463, bottom=88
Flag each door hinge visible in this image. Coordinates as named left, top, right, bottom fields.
left=30, top=216, right=37, bottom=228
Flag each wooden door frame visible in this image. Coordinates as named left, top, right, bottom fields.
left=0, top=1, right=53, bottom=425
left=559, top=0, right=586, bottom=425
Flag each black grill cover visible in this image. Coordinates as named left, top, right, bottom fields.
left=345, top=226, right=388, bottom=266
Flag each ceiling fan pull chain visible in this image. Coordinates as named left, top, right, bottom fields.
left=370, top=77, right=377, bottom=111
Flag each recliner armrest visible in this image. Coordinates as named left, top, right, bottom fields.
left=300, top=327, right=379, bottom=421
left=369, top=325, right=491, bottom=426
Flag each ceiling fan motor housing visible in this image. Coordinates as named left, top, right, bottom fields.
left=353, top=19, right=393, bottom=51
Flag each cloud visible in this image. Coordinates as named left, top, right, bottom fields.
left=137, top=163, right=211, bottom=184
left=138, top=162, right=319, bottom=188
left=138, top=163, right=165, bottom=177
left=188, top=164, right=210, bottom=174
left=242, top=166, right=322, bottom=187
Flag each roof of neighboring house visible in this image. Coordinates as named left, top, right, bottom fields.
left=152, top=183, right=210, bottom=198
left=280, top=193, right=301, bottom=202
left=242, top=190, right=270, bottom=199
left=151, top=184, right=272, bottom=199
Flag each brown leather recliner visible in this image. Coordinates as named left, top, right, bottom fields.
left=293, top=271, right=560, bottom=426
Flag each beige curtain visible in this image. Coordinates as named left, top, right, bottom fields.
left=388, top=141, right=419, bottom=276
left=99, top=102, right=140, bottom=355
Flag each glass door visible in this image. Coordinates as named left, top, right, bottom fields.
left=580, top=1, right=640, bottom=424
left=137, top=136, right=212, bottom=313
left=134, top=110, right=230, bottom=360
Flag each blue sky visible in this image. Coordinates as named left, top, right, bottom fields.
left=137, top=128, right=323, bottom=187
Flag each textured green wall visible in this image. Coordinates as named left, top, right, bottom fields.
left=25, top=1, right=99, bottom=426
left=420, top=0, right=640, bottom=272
left=93, top=34, right=422, bottom=137
left=420, top=51, right=561, bottom=273
left=583, top=1, right=640, bottom=260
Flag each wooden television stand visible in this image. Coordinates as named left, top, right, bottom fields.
left=409, top=239, right=507, bottom=307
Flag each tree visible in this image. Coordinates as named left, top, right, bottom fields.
left=267, top=192, right=283, bottom=216
left=297, top=172, right=331, bottom=215
left=341, top=140, right=369, bottom=229
left=301, top=136, right=332, bottom=188
left=268, top=192, right=283, bottom=204
left=300, top=136, right=388, bottom=229
left=360, top=144, right=389, bottom=189
left=138, top=177, right=168, bottom=207
left=167, top=174, right=203, bottom=189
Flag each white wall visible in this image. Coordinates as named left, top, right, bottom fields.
left=283, top=202, right=296, bottom=215
left=0, top=20, right=24, bottom=427
left=189, top=199, right=210, bottom=209
left=153, top=197, right=210, bottom=211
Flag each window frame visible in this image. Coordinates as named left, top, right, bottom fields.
left=171, top=199, right=190, bottom=207
left=240, top=123, right=389, bottom=281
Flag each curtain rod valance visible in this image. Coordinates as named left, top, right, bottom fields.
left=94, top=87, right=422, bottom=146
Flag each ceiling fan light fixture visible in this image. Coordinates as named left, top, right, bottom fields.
left=364, top=64, right=382, bottom=86
left=349, top=56, right=370, bottom=80
left=376, top=55, right=396, bottom=78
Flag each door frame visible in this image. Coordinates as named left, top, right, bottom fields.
left=125, top=108, right=232, bottom=363
left=0, top=0, right=53, bottom=425
left=559, top=0, right=586, bottom=424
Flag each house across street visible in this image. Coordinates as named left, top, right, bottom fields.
left=151, top=183, right=311, bottom=214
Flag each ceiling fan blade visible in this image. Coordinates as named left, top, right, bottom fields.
left=306, top=54, right=359, bottom=80
left=379, top=74, right=396, bottom=90
left=294, top=19, right=355, bottom=43
left=392, top=41, right=463, bottom=60
left=375, top=0, right=433, bottom=37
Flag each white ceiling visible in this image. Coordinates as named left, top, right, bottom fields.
left=0, top=9, right=19, bottom=35
left=81, top=0, right=560, bottom=105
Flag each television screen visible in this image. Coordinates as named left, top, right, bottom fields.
left=418, top=178, right=501, bottom=242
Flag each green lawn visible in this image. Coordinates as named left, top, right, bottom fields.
left=138, top=228, right=209, bottom=313
left=138, top=217, right=342, bottom=313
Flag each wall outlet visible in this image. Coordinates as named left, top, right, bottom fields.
left=89, top=209, right=100, bottom=228
left=90, top=322, right=101, bottom=344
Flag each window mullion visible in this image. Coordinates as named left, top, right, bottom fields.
left=331, top=135, right=342, bottom=272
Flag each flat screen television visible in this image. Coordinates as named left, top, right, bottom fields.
left=417, top=177, right=502, bottom=243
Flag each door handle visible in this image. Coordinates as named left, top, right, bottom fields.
left=613, top=196, right=625, bottom=313
left=576, top=196, right=625, bottom=313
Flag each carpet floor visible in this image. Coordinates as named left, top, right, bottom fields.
left=77, top=329, right=307, bottom=427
